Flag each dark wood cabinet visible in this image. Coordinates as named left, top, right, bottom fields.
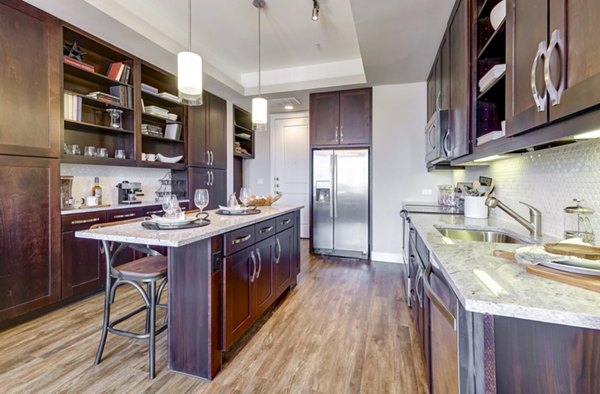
left=274, top=227, right=294, bottom=297
left=0, top=156, right=60, bottom=324
left=187, top=92, right=227, bottom=169
left=254, top=237, right=276, bottom=317
left=0, top=0, right=61, bottom=159
left=188, top=167, right=227, bottom=210
left=310, top=88, right=371, bottom=147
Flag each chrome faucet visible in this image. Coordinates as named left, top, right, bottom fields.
left=485, top=197, right=542, bottom=237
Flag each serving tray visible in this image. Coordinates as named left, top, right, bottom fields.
left=216, top=209, right=261, bottom=216
left=141, top=218, right=210, bottom=230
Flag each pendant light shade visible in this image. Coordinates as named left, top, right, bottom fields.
left=252, top=0, right=267, bottom=127
left=178, top=0, right=203, bottom=106
left=252, top=97, right=268, bottom=124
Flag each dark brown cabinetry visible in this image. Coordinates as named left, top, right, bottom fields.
left=0, top=0, right=61, bottom=159
left=188, top=167, right=227, bottom=210
left=274, top=227, right=294, bottom=297
left=223, top=245, right=255, bottom=348
left=0, top=156, right=60, bottom=324
left=310, top=88, right=372, bottom=147
left=188, top=92, right=227, bottom=169
left=254, top=237, right=276, bottom=317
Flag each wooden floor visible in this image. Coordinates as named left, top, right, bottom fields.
left=0, top=241, right=428, bottom=393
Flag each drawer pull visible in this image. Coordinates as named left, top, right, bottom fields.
left=281, top=219, right=291, bottom=225
left=146, top=209, right=163, bottom=215
left=259, top=225, right=274, bottom=234
left=232, top=234, right=252, bottom=245
left=71, top=217, right=101, bottom=225
left=113, top=213, right=136, bottom=219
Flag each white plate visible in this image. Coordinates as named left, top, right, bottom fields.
left=218, top=205, right=247, bottom=213
left=157, top=154, right=183, bottom=163
left=540, top=261, right=600, bottom=277
left=490, top=0, right=506, bottom=30
left=150, top=215, right=197, bottom=224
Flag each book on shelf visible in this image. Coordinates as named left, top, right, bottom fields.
left=64, top=93, right=82, bottom=122
left=109, top=86, right=133, bottom=108
left=106, top=62, right=131, bottom=84
left=141, top=123, right=164, bottom=137
left=164, top=123, right=183, bottom=140
left=63, top=56, right=96, bottom=73
left=86, top=91, right=121, bottom=106
left=141, top=83, right=159, bottom=94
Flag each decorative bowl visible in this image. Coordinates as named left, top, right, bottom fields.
left=157, top=153, right=183, bottom=163
left=490, top=0, right=506, bottom=30
left=248, top=193, right=282, bottom=206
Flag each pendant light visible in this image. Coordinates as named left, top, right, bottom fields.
left=178, top=0, right=203, bottom=106
left=312, top=0, right=320, bottom=21
left=252, top=0, right=268, bottom=125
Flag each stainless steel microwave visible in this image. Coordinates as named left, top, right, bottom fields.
left=425, top=110, right=450, bottom=165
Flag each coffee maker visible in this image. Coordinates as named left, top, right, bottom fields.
left=116, top=181, right=143, bottom=204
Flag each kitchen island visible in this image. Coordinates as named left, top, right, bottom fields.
left=77, top=205, right=303, bottom=380
left=404, top=212, right=600, bottom=393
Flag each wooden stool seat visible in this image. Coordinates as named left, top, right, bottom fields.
left=116, top=255, right=167, bottom=280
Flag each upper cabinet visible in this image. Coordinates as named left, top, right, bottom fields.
left=0, top=0, right=61, bottom=158
left=187, top=92, right=227, bottom=169
left=310, top=88, right=372, bottom=147
left=507, top=0, right=600, bottom=136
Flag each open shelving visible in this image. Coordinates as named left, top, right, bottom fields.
left=233, top=106, right=255, bottom=159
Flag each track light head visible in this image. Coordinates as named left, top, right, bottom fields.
left=312, top=0, right=319, bottom=21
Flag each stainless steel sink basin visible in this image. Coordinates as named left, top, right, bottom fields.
left=436, top=227, right=535, bottom=244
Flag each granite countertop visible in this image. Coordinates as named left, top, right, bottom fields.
left=76, top=205, right=303, bottom=247
left=408, top=213, right=600, bottom=330
left=61, top=200, right=190, bottom=215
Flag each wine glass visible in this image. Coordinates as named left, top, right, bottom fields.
left=161, top=194, right=175, bottom=217
left=239, top=187, right=251, bottom=208
left=194, top=189, right=210, bottom=214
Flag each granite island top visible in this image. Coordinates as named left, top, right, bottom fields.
left=76, top=205, right=303, bottom=248
left=409, top=213, right=600, bottom=330
left=61, top=200, right=190, bottom=215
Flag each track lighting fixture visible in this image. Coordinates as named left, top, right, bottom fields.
left=312, top=0, right=319, bottom=21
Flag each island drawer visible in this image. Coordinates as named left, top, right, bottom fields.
left=255, top=219, right=276, bottom=242
left=275, top=213, right=295, bottom=233
left=62, top=211, right=107, bottom=232
left=224, top=225, right=256, bottom=256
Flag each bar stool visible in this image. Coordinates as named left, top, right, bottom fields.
left=92, top=217, right=168, bottom=379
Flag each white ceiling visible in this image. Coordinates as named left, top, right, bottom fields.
left=24, top=0, right=455, bottom=111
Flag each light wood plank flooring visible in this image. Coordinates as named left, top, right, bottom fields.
left=0, top=241, right=428, bottom=393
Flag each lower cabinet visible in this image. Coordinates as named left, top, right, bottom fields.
left=274, top=227, right=294, bottom=297
left=255, top=237, right=276, bottom=317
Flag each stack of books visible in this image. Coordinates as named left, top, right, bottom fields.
left=141, top=124, right=163, bottom=137
left=64, top=56, right=96, bottom=73
left=141, top=83, right=159, bottom=94
left=106, top=62, right=132, bottom=84
left=86, top=91, right=121, bottom=106
left=109, top=86, right=133, bottom=108
left=64, top=93, right=82, bottom=122
left=144, top=105, right=170, bottom=119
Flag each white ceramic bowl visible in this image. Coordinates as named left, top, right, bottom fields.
left=157, top=153, right=183, bottom=163
left=490, top=0, right=506, bottom=30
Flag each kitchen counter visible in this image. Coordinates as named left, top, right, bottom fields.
left=61, top=200, right=189, bottom=215
left=76, top=205, right=303, bottom=246
left=409, top=213, right=600, bottom=330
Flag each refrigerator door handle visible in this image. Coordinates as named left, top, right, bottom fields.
left=329, top=154, right=334, bottom=218
left=333, top=153, right=338, bottom=218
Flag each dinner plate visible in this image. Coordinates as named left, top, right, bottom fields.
left=540, top=261, right=600, bottom=277
left=151, top=215, right=198, bottom=224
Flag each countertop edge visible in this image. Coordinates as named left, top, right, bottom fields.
left=62, top=200, right=190, bottom=215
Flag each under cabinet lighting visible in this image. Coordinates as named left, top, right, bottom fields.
left=284, top=105, right=294, bottom=110
left=474, top=154, right=504, bottom=163
left=574, top=129, right=600, bottom=140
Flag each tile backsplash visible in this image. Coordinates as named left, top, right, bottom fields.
left=61, top=164, right=172, bottom=205
left=453, top=139, right=600, bottom=243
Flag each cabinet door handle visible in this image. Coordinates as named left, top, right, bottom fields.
left=443, top=129, right=451, bottom=158
left=531, top=40, right=548, bottom=112
left=206, top=171, right=211, bottom=186
left=209, top=171, right=214, bottom=186
left=281, top=219, right=291, bottom=225
left=113, top=213, right=136, bottom=219
left=209, top=150, right=214, bottom=166
left=340, top=125, right=344, bottom=142
left=146, top=209, right=163, bottom=215
left=232, top=234, right=252, bottom=245
left=71, top=217, right=101, bottom=225
left=423, top=265, right=457, bottom=330
left=255, top=248, right=262, bottom=279
left=335, top=126, right=339, bottom=142
left=544, top=29, right=564, bottom=106
left=259, top=225, right=274, bottom=234
left=275, top=238, right=281, bottom=264
left=250, top=250, right=257, bottom=283
left=206, top=150, right=210, bottom=165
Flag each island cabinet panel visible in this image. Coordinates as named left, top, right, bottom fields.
left=254, top=237, right=276, bottom=317
left=222, top=246, right=255, bottom=350
left=0, top=0, right=61, bottom=158
left=274, top=227, right=294, bottom=298
left=494, top=316, right=600, bottom=393
left=0, top=156, right=60, bottom=324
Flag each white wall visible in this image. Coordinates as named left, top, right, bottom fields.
left=243, top=118, right=274, bottom=196
left=371, top=83, right=455, bottom=262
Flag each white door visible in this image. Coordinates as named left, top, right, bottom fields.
left=272, top=113, right=310, bottom=238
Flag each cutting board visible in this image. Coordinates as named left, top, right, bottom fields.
left=492, top=250, right=600, bottom=293
left=544, top=243, right=600, bottom=260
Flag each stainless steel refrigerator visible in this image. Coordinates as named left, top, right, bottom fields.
left=312, top=149, right=369, bottom=259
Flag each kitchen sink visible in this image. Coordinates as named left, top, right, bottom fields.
left=436, top=227, right=536, bottom=244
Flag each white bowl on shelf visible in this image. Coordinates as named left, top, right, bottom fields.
left=157, top=154, right=183, bottom=163
left=490, top=0, right=506, bottom=30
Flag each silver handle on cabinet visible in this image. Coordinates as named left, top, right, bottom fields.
left=340, top=126, right=344, bottom=142
left=335, top=126, right=339, bottom=142
left=443, top=129, right=451, bottom=158
left=146, top=209, right=163, bottom=215
left=232, top=234, right=252, bottom=244
left=544, top=29, right=564, bottom=106
left=210, top=171, right=215, bottom=186
left=275, top=238, right=281, bottom=264
left=259, top=225, right=274, bottom=234
left=71, top=217, right=101, bottom=225
left=206, top=171, right=211, bottom=186
left=333, top=153, right=338, bottom=218
left=531, top=40, right=548, bottom=112
left=206, top=150, right=210, bottom=165
left=256, top=248, right=262, bottom=279
left=210, top=151, right=214, bottom=166
left=250, top=250, right=257, bottom=283
left=423, top=265, right=457, bottom=330
left=329, top=153, right=334, bottom=218
left=113, top=213, right=136, bottom=219
left=281, top=219, right=291, bottom=225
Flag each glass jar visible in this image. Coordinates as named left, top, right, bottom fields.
left=564, top=199, right=595, bottom=244
left=438, top=185, right=459, bottom=207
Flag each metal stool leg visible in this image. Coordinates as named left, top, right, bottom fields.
left=148, top=280, right=157, bottom=379
left=145, top=283, right=151, bottom=334
left=94, top=278, right=113, bottom=365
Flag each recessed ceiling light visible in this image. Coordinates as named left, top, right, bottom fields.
left=284, top=105, right=294, bottom=110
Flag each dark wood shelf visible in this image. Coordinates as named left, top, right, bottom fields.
left=234, top=152, right=253, bottom=159
left=141, top=90, right=183, bottom=108
left=64, top=120, right=134, bottom=134
left=478, top=72, right=506, bottom=100
left=478, top=20, right=506, bottom=59
left=234, top=134, right=252, bottom=141
left=142, top=134, right=184, bottom=144
left=62, top=155, right=136, bottom=166
left=64, top=62, right=133, bottom=88
left=234, top=123, right=254, bottom=133
left=142, top=113, right=183, bottom=125
left=477, top=0, right=502, bottom=19
left=141, top=160, right=186, bottom=170
left=65, top=90, right=133, bottom=111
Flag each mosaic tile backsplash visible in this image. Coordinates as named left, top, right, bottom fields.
left=453, top=139, right=600, bottom=243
